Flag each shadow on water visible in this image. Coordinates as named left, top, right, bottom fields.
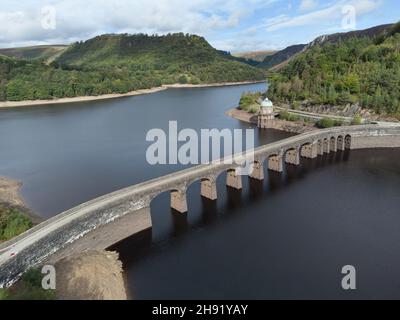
left=113, top=150, right=351, bottom=267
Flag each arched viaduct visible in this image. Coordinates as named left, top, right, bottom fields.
left=1, top=124, right=400, bottom=287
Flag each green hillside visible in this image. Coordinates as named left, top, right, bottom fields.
left=268, top=23, right=400, bottom=115
left=55, top=33, right=264, bottom=84
left=0, top=33, right=265, bottom=102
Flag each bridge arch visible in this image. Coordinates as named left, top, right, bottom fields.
left=185, top=175, right=219, bottom=201
left=284, top=146, right=300, bottom=165
left=148, top=184, right=189, bottom=214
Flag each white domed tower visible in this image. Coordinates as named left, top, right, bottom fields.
left=258, top=97, right=275, bottom=128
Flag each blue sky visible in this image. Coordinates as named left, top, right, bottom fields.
left=0, top=0, right=398, bottom=51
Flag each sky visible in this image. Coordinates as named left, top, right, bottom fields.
left=0, top=0, right=398, bottom=52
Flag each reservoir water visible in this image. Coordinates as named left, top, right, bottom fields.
left=1, top=82, right=400, bottom=299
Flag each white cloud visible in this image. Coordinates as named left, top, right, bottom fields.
left=0, top=0, right=277, bottom=48
left=299, top=0, right=319, bottom=11
left=265, top=0, right=381, bottom=31
left=0, top=0, right=385, bottom=51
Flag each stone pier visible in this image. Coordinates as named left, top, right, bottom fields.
left=171, top=190, right=188, bottom=213
left=285, top=148, right=300, bottom=165
left=323, top=139, right=330, bottom=154
left=330, top=138, right=337, bottom=152
left=249, top=161, right=264, bottom=181
left=301, top=143, right=318, bottom=159
left=317, top=140, right=324, bottom=156
left=337, top=136, right=345, bottom=151
left=201, top=178, right=217, bottom=200
left=226, top=169, right=243, bottom=189
left=268, top=155, right=283, bottom=172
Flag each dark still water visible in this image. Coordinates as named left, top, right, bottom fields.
left=116, top=149, right=400, bottom=300
left=0, top=82, right=400, bottom=299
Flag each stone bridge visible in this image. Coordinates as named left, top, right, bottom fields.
left=1, top=124, right=400, bottom=287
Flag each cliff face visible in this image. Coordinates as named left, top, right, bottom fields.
left=306, top=23, right=394, bottom=48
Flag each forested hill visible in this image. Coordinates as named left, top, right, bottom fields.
left=54, top=33, right=264, bottom=83
left=268, top=22, right=400, bottom=116
left=259, top=24, right=394, bottom=70
left=0, top=33, right=265, bottom=102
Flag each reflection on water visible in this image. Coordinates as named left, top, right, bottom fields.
left=113, top=149, right=400, bottom=300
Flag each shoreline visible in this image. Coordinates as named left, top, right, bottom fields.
left=0, top=80, right=265, bottom=109
left=0, top=176, right=43, bottom=225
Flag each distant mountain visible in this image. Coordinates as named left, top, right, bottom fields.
left=0, top=45, right=67, bottom=64
left=258, top=44, right=306, bottom=69
left=233, top=50, right=276, bottom=62
left=217, top=50, right=260, bottom=67
left=268, top=22, right=400, bottom=115
left=0, top=33, right=265, bottom=102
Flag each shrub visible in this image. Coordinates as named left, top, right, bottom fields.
left=317, top=118, right=336, bottom=128
left=0, top=205, right=32, bottom=242
left=2, top=269, right=56, bottom=300
left=238, top=92, right=262, bottom=112
left=352, top=115, right=363, bottom=125
left=279, top=110, right=300, bottom=122
left=178, top=75, right=188, bottom=84
left=0, top=289, right=9, bottom=300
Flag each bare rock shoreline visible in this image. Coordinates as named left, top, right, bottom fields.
left=0, top=176, right=42, bottom=224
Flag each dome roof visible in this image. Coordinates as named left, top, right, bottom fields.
left=261, top=98, right=273, bottom=108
